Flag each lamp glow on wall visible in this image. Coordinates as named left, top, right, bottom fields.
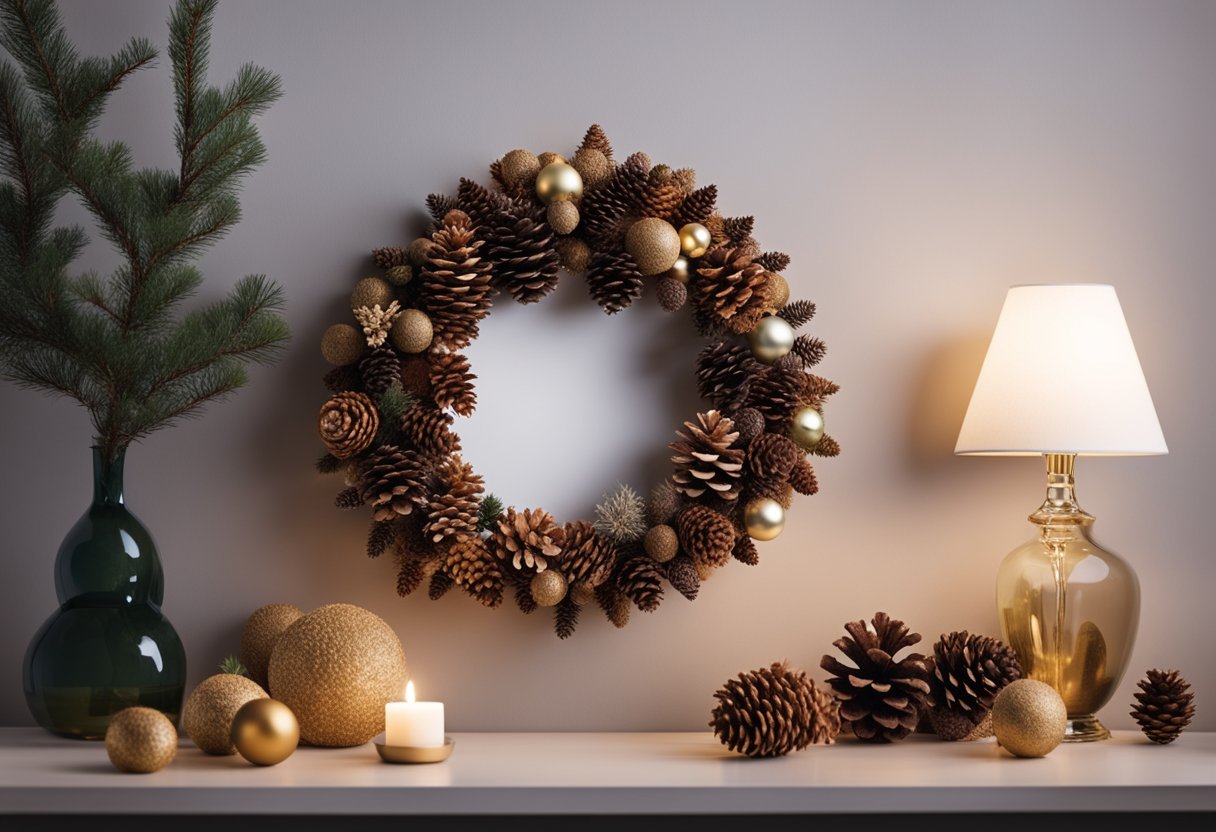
left=956, top=284, right=1166, bottom=742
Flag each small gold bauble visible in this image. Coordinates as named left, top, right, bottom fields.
left=625, top=218, right=682, bottom=276
left=537, top=151, right=565, bottom=168
left=320, top=323, right=365, bottom=366
left=678, top=222, right=712, bottom=259
left=665, top=256, right=691, bottom=284
left=546, top=200, right=580, bottom=235
left=499, top=148, right=542, bottom=188
left=747, top=315, right=795, bottom=364
left=643, top=525, right=679, bottom=563
left=992, top=679, right=1067, bottom=758
left=351, top=276, right=394, bottom=311
left=530, top=569, right=568, bottom=607
left=240, top=603, right=305, bottom=688
left=744, top=498, right=785, bottom=541
left=767, top=273, right=790, bottom=309
left=390, top=308, right=433, bottom=354
left=535, top=161, right=583, bottom=204
left=790, top=407, right=825, bottom=451
left=569, top=582, right=596, bottom=606
left=231, top=698, right=299, bottom=766
left=105, top=707, right=178, bottom=774
left=556, top=236, right=591, bottom=273
left=571, top=148, right=611, bottom=190
left=182, top=673, right=268, bottom=755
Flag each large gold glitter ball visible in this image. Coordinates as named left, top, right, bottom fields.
left=644, top=525, right=679, bottom=563
left=678, top=222, right=712, bottom=259
left=320, top=323, right=366, bottom=366
left=992, top=679, right=1067, bottom=758
left=182, top=673, right=268, bottom=755
left=390, top=308, right=433, bottom=354
left=500, top=148, right=541, bottom=188
left=267, top=603, right=407, bottom=747
left=105, top=707, right=177, bottom=774
left=748, top=314, right=795, bottom=364
left=535, top=161, right=583, bottom=204
left=530, top=569, right=568, bottom=608
left=350, top=276, right=394, bottom=311
left=790, top=407, right=825, bottom=451
left=547, top=200, right=580, bottom=235
left=625, top=218, right=682, bottom=276
left=231, top=698, right=299, bottom=766
left=767, top=273, right=790, bottom=309
left=240, top=603, right=305, bottom=688
left=744, top=498, right=785, bottom=541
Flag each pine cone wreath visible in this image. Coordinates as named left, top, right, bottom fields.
left=401, top=405, right=460, bottom=457
left=616, top=555, right=664, bottom=612
left=586, top=249, right=643, bottom=314
left=359, top=445, right=429, bottom=521
left=709, top=662, right=823, bottom=758
left=1131, top=669, right=1195, bottom=744
left=486, top=205, right=560, bottom=304
left=491, top=507, right=565, bottom=573
left=927, top=631, right=1022, bottom=741
left=557, top=520, right=617, bottom=592
left=820, top=612, right=932, bottom=743
left=429, top=352, right=477, bottom=416
left=445, top=537, right=504, bottom=608
left=695, top=341, right=762, bottom=412
left=670, top=410, right=744, bottom=501
left=676, top=504, right=736, bottom=569
left=418, top=210, right=494, bottom=349
left=359, top=345, right=401, bottom=398
left=319, top=392, right=379, bottom=459
left=423, top=456, right=484, bottom=545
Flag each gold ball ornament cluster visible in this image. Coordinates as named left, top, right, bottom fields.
left=531, top=569, right=569, bottom=607
left=992, top=679, right=1067, bottom=757
left=231, top=698, right=300, bottom=766
left=182, top=672, right=268, bottom=755
left=105, top=707, right=178, bottom=774
left=240, top=603, right=305, bottom=688
left=790, top=407, right=825, bottom=451
left=535, top=161, right=583, bottom=204
left=626, top=218, right=682, bottom=276
left=748, top=315, right=795, bottom=364
left=679, top=222, right=712, bottom=259
left=744, top=498, right=786, bottom=541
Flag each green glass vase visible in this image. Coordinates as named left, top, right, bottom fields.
left=23, top=447, right=186, bottom=739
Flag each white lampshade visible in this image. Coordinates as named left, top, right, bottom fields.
left=956, top=284, right=1166, bottom=456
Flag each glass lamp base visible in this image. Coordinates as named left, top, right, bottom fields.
left=1065, top=715, right=1111, bottom=743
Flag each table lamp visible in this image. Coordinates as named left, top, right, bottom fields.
left=956, top=284, right=1166, bottom=741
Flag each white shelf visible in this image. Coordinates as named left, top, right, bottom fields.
left=0, top=728, right=1212, bottom=815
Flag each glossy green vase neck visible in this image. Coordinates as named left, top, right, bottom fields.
left=92, top=446, right=126, bottom=506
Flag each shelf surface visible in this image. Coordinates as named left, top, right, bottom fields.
left=1, top=728, right=1213, bottom=815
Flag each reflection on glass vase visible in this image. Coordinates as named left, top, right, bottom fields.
left=996, top=454, right=1140, bottom=742
left=23, top=447, right=186, bottom=739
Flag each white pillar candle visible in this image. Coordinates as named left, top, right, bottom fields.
left=385, top=681, right=445, bottom=748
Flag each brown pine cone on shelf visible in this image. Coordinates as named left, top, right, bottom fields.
left=486, top=205, right=560, bottom=304
left=1131, top=669, right=1195, bottom=744
left=694, top=247, right=771, bottom=335
left=695, top=341, right=762, bottom=412
left=319, top=392, right=379, bottom=459
left=445, top=537, right=504, bottom=609
left=616, top=555, right=664, bottom=612
left=670, top=410, right=744, bottom=501
left=359, top=346, right=401, bottom=398
left=676, top=504, right=736, bottom=569
left=557, top=520, right=618, bottom=593
left=586, top=250, right=644, bottom=314
left=709, top=662, right=823, bottom=757
left=359, top=444, right=429, bottom=522
left=491, top=507, right=565, bottom=574
left=401, top=406, right=460, bottom=457
left=429, top=352, right=477, bottom=416
left=423, top=456, right=484, bottom=545
left=810, top=684, right=842, bottom=746
left=671, top=184, right=717, bottom=229
left=418, top=210, right=494, bottom=350
left=820, top=612, right=932, bottom=743
left=927, top=631, right=1022, bottom=741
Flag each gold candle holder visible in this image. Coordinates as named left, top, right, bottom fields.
left=373, top=733, right=455, bottom=764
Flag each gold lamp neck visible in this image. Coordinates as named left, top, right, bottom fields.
left=1029, top=453, right=1095, bottom=527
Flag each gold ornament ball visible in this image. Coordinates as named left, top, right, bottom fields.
left=790, top=407, right=825, bottom=451
left=767, top=273, right=790, bottom=309
left=240, top=603, right=305, bottom=688
left=530, top=569, right=568, bottom=607
left=537, top=151, right=566, bottom=168
left=992, top=679, right=1067, bottom=758
left=571, top=148, right=611, bottom=189
left=678, top=222, right=712, bottom=259
left=748, top=315, right=795, bottom=364
left=407, top=237, right=435, bottom=268
left=569, top=582, right=596, bottom=606
left=556, top=237, right=591, bottom=273
left=744, top=498, right=785, bottom=541
left=386, top=264, right=413, bottom=287
left=268, top=603, right=407, bottom=747
left=535, top=161, right=584, bottom=204
left=625, top=218, right=682, bottom=276
left=182, top=673, right=268, bottom=755
left=500, top=148, right=542, bottom=188
left=391, top=308, right=433, bottom=354
left=320, top=323, right=366, bottom=366
left=231, top=698, right=300, bottom=766
left=665, top=256, right=691, bottom=284
left=547, top=200, right=580, bottom=235
left=105, top=707, right=178, bottom=774
left=351, top=277, right=394, bottom=311
left=644, top=524, right=679, bottom=563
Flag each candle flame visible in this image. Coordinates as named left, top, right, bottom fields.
left=405, top=680, right=416, bottom=703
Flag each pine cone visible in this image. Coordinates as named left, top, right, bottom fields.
left=671, top=184, right=717, bottom=228
left=676, top=504, right=736, bottom=569
left=401, top=406, right=460, bottom=457
left=792, top=335, right=826, bottom=367
left=580, top=153, right=648, bottom=245
left=755, top=251, right=790, bottom=273
left=789, top=457, right=819, bottom=495
left=359, top=346, right=401, bottom=398
left=746, top=367, right=806, bottom=427
left=558, top=520, right=617, bottom=590
left=810, top=685, right=842, bottom=746
left=586, top=249, right=643, bottom=314
left=733, top=408, right=765, bottom=444
left=638, top=180, right=684, bottom=220
left=732, top=534, right=759, bottom=566
left=425, top=193, right=459, bottom=227
left=656, top=275, right=687, bottom=312
left=359, top=444, right=429, bottom=521
left=373, top=246, right=407, bottom=269
left=695, top=341, right=762, bottom=412
left=418, top=210, right=494, bottom=350
left=596, top=582, right=630, bottom=628
left=486, top=205, right=560, bottom=304
left=670, top=410, right=744, bottom=501
left=395, top=555, right=426, bottom=597
left=616, top=555, right=663, bottom=612
left=445, top=537, right=504, bottom=608
left=428, top=570, right=455, bottom=600
left=927, top=632, right=1022, bottom=739
left=694, top=247, right=771, bottom=334
left=455, top=177, right=513, bottom=231
left=424, top=456, right=484, bottom=545
left=1131, top=669, right=1195, bottom=744
left=778, top=300, right=816, bottom=329
left=665, top=555, right=700, bottom=600
left=647, top=480, right=685, bottom=526
left=709, top=662, right=820, bottom=757
left=745, top=432, right=801, bottom=480
left=514, top=582, right=538, bottom=615
left=814, top=435, right=841, bottom=458
left=577, top=124, right=614, bottom=161
left=820, top=612, right=932, bottom=743
left=554, top=596, right=580, bottom=640
left=429, top=352, right=477, bottom=416
left=491, top=507, right=565, bottom=573
left=367, top=522, right=397, bottom=558
left=319, top=392, right=379, bottom=459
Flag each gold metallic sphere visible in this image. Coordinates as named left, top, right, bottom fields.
left=535, top=162, right=583, bottom=204
left=231, top=698, right=299, bottom=766
left=678, top=223, right=712, bottom=258
left=992, top=680, right=1067, bottom=758
left=747, top=315, right=795, bottom=364
left=666, top=256, right=691, bottom=284
left=744, top=498, right=785, bottom=541
left=790, top=407, right=825, bottom=451
left=531, top=569, right=568, bottom=607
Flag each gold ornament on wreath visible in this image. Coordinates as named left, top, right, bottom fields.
left=315, top=124, right=840, bottom=638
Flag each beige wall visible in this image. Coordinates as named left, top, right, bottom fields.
left=2, top=0, right=1213, bottom=731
